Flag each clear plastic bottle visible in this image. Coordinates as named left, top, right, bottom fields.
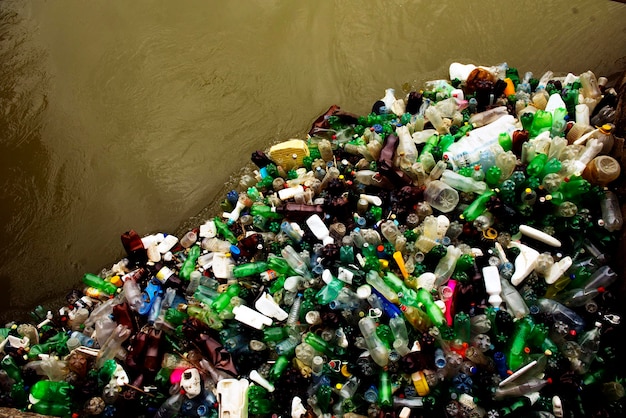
left=582, top=265, right=619, bottom=291
left=579, top=70, right=602, bottom=100
left=395, top=125, right=418, bottom=168
left=179, top=230, right=198, bottom=248
left=599, top=190, right=623, bottom=232
left=425, top=103, right=449, bottom=135
left=358, top=316, right=389, bottom=368
left=500, top=276, right=530, bottom=319
left=154, top=391, right=184, bottom=418
left=423, top=180, right=459, bottom=213
left=380, top=220, right=402, bottom=247
left=433, top=245, right=462, bottom=287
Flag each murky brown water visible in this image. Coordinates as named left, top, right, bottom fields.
left=1, top=0, right=625, bottom=323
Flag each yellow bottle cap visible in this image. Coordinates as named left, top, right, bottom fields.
left=109, top=275, right=123, bottom=287
left=600, top=124, right=612, bottom=134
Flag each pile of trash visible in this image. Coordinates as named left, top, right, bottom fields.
left=1, top=62, right=625, bottom=418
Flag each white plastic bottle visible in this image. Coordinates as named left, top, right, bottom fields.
left=305, top=214, right=334, bottom=246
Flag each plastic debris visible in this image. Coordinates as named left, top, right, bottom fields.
left=1, top=62, right=625, bottom=418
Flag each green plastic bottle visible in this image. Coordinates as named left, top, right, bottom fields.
left=1, top=355, right=23, bottom=383
left=179, top=244, right=201, bottom=281
left=210, top=283, right=241, bottom=313
left=213, top=217, right=237, bottom=244
left=418, top=135, right=439, bottom=162
left=30, top=380, right=73, bottom=403
left=315, top=271, right=344, bottom=305
left=551, top=107, right=568, bottom=137
left=267, top=255, right=296, bottom=276
left=164, top=308, right=188, bottom=326
left=539, top=157, right=562, bottom=180
left=485, top=166, right=502, bottom=188
left=82, top=273, right=118, bottom=295
left=378, top=370, right=392, bottom=407
left=529, top=110, right=552, bottom=138
left=498, top=132, right=513, bottom=151
left=28, top=332, right=69, bottom=359
left=416, top=288, right=446, bottom=328
left=559, top=176, right=590, bottom=201
left=186, top=305, right=223, bottom=330
left=268, top=355, right=290, bottom=382
left=507, top=316, right=534, bottom=371
left=438, top=134, right=455, bottom=153
left=304, top=332, right=333, bottom=356
left=30, top=401, right=72, bottom=417
left=249, top=397, right=273, bottom=415
left=562, top=87, right=578, bottom=117
left=232, top=261, right=269, bottom=278
left=526, top=153, right=547, bottom=178
left=250, top=204, right=283, bottom=220
left=520, top=112, right=534, bottom=132
left=462, top=189, right=495, bottom=222
left=10, top=383, right=28, bottom=408
left=316, top=384, right=333, bottom=413
left=262, top=326, right=286, bottom=343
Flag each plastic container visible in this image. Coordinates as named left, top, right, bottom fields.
left=423, top=180, right=459, bottom=213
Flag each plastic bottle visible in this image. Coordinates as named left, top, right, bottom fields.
left=179, top=230, right=198, bottom=248
left=30, top=401, right=72, bottom=417
left=213, top=216, right=237, bottom=244
left=281, top=245, right=311, bottom=278
left=425, top=104, right=449, bottom=135
left=433, top=245, right=462, bottom=287
left=232, top=261, right=269, bottom=278
left=575, top=322, right=602, bottom=374
left=154, top=391, right=184, bottom=418
left=179, top=245, right=201, bottom=281
left=305, top=214, right=335, bottom=246
left=82, top=273, right=118, bottom=295
left=358, top=316, right=390, bottom=368
left=461, top=189, right=496, bottom=222
left=444, top=114, right=517, bottom=169
left=395, top=125, right=418, bottom=168
left=378, top=370, right=393, bottom=407
left=494, top=378, right=550, bottom=400
left=315, top=269, right=345, bottom=305
left=579, top=70, right=602, bottom=100
left=469, top=106, right=508, bottom=128
left=554, top=287, right=604, bottom=308
left=440, top=169, right=487, bottom=194
left=529, top=110, right=552, bottom=138
left=575, top=104, right=590, bottom=126
left=30, top=380, right=73, bottom=403
left=121, top=278, right=143, bottom=312
left=499, top=276, right=530, bottom=320
left=580, top=265, right=619, bottom=291
left=583, top=155, right=621, bottom=186
left=423, top=180, right=459, bottom=213
left=536, top=298, right=585, bottom=335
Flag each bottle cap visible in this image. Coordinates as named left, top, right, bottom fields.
left=109, top=275, right=123, bottom=287
left=599, top=124, right=612, bottom=133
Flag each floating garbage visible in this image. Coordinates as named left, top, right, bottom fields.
left=1, top=62, right=625, bottom=418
